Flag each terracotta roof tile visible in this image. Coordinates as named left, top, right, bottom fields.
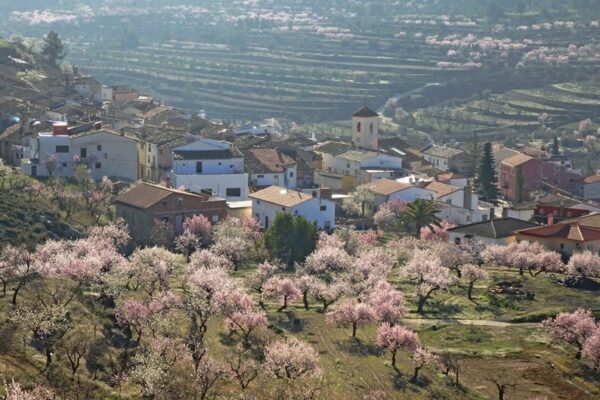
left=367, top=179, right=413, bottom=196
left=115, top=183, right=207, bottom=209
left=583, top=175, right=600, bottom=184
left=501, top=153, right=534, bottom=167
left=245, top=148, right=295, bottom=173
left=249, top=186, right=312, bottom=207
left=517, top=222, right=600, bottom=242
left=426, top=181, right=462, bottom=197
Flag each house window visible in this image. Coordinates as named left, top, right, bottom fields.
left=257, top=174, right=264, bottom=178
left=256, top=200, right=261, bottom=204
left=56, top=145, right=69, bottom=153
left=218, top=162, right=222, bottom=165
left=289, top=171, right=294, bottom=177
left=560, top=243, right=565, bottom=250
left=226, top=188, right=241, bottom=197
left=482, top=214, right=488, bottom=221
left=357, top=122, right=361, bottom=132
left=370, top=122, right=374, bottom=133
left=212, top=215, right=220, bottom=223
left=95, top=162, right=101, bottom=169
left=196, top=161, right=203, bottom=173
left=162, top=201, right=168, bottom=207
left=281, top=207, right=286, bottom=211
left=80, top=148, right=87, bottom=158
left=147, top=156, right=151, bottom=163
left=320, top=205, right=327, bottom=211
left=61, top=162, right=67, bottom=167
left=177, top=197, right=183, bottom=206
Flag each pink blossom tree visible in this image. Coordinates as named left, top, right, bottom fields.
left=403, top=250, right=453, bottom=314
left=150, top=219, right=175, bottom=248
left=3, top=380, right=54, bottom=400
left=0, top=245, right=35, bottom=305
left=420, top=220, right=455, bottom=242
left=188, top=249, right=233, bottom=272
left=327, top=300, right=376, bottom=338
left=367, top=280, right=406, bottom=324
left=543, top=308, right=598, bottom=358
left=295, top=274, right=318, bottom=310
left=482, top=241, right=563, bottom=277
left=374, top=206, right=396, bottom=231
left=567, top=251, right=600, bottom=278
left=411, top=346, right=437, bottom=382
left=124, top=247, right=179, bottom=295
left=376, top=322, right=419, bottom=367
left=262, top=276, right=302, bottom=312
left=310, top=279, right=349, bottom=312
left=86, top=218, right=131, bottom=251
left=461, top=264, right=489, bottom=300
left=226, top=310, right=268, bottom=346
left=175, top=215, right=212, bottom=257
left=582, top=330, right=600, bottom=371
left=264, top=338, right=321, bottom=380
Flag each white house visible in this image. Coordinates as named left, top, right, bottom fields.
left=250, top=186, right=335, bottom=230
left=241, top=148, right=297, bottom=189
left=421, top=145, right=466, bottom=173
left=366, top=178, right=435, bottom=207
left=426, top=181, right=493, bottom=225
left=168, top=138, right=249, bottom=201
left=21, top=124, right=139, bottom=181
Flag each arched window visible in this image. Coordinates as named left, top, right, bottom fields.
left=357, top=122, right=361, bottom=132
left=370, top=122, right=374, bottom=133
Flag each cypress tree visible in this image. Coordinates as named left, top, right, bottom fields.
left=41, top=31, right=65, bottom=66
left=475, top=142, right=499, bottom=204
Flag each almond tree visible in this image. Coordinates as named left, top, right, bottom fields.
left=310, top=279, right=349, bottom=312
left=367, top=280, right=406, bottom=324
left=420, top=220, right=455, bottom=242
left=227, top=345, right=259, bottom=391
left=295, top=275, right=318, bottom=310
left=583, top=330, right=600, bottom=371
left=194, top=353, right=227, bottom=400
left=175, top=215, right=212, bottom=257
left=327, top=300, right=375, bottom=338
left=0, top=245, right=35, bottom=305
left=86, top=218, right=131, bottom=251
left=543, top=308, right=598, bottom=359
left=403, top=250, right=453, bottom=314
left=567, top=251, right=600, bottom=278
left=225, top=310, right=268, bottom=346
left=3, top=380, right=54, bottom=400
left=264, top=338, right=321, bottom=380
left=461, top=264, right=489, bottom=300
left=262, top=276, right=302, bottom=312
left=376, top=322, right=419, bottom=368
left=124, top=247, right=179, bottom=295
left=411, top=346, right=437, bottom=382
left=188, top=249, right=233, bottom=273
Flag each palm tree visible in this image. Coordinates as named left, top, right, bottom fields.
left=401, top=199, right=442, bottom=239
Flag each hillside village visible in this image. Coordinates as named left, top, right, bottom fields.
left=2, top=26, right=600, bottom=400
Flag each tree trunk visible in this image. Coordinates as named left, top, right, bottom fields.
left=45, top=349, right=53, bottom=369
left=278, top=296, right=288, bottom=312
left=352, top=322, right=357, bottom=338
left=12, top=281, right=23, bottom=306
left=498, top=387, right=505, bottom=400
left=412, top=367, right=420, bottom=382
left=391, top=350, right=397, bottom=367
left=303, top=291, right=309, bottom=310
left=468, top=282, right=474, bottom=300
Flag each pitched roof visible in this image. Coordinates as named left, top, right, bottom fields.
left=584, top=175, right=600, bottom=184
left=437, top=172, right=466, bottom=182
left=426, top=181, right=462, bottom=197
left=448, top=217, right=539, bottom=239
left=501, top=153, right=534, bottom=167
left=115, top=183, right=207, bottom=209
left=367, top=179, right=413, bottom=196
left=493, top=147, right=520, bottom=163
left=422, top=145, right=463, bottom=159
left=314, top=141, right=352, bottom=156
left=536, top=194, right=579, bottom=208
left=517, top=222, right=600, bottom=242
left=249, top=186, right=313, bottom=207
left=338, top=149, right=378, bottom=162
left=353, top=106, right=379, bottom=118
left=242, top=148, right=296, bottom=173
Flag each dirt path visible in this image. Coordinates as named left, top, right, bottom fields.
left=403, top=318, right=540, bottom=328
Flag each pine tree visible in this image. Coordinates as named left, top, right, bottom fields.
left=475, top=142, right=499, bottom=204
left=41, top=31, right=65, bottom=66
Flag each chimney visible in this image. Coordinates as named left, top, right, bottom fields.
left=463, top=186, right=472, bottom=210
left=52, top=122, right=68, bottom=136
left=547, top=213, right=554, bottom=225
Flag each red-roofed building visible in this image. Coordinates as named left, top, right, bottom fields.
left=516, top=221, right=600, bottom=256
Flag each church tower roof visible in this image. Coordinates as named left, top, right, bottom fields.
left=352, top=106, right=379, bottom=118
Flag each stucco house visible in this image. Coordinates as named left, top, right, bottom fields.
left=240, top=147, right=297, bottom=189
left=421, top=145, right=466, bottom=173
left=250, top=185, right=335, bottom=230
left=115, top=182, right=227, bottom=244
left=366, top=178, right=435, bottom=207
left=168, top=138, right=249, bottom=201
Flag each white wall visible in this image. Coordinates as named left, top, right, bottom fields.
left=437, top=206, right=489, bottom=225
left=448, top=232, right=511, bottom=246
left=423, top=154, right=449, bottom=171
left=170, top=172, right=249, bottom=201
left=250, top=166, right=297, bottom=189
left=71, top=131, right=139, bottom=181
left=36, top=134, right=72, bottom=176
left=437, top=190, right=465, bottom=208
left=174, top=138, right=230, bottom=152
left=361, top=154, right=403, bottom=170
left=352, top=116, right=379, bottom=151
left=389, top=187, right=435, bottom=203
left=252, top=197, right=335, bottom=230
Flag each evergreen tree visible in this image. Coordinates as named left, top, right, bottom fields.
left=464, top=132, right=482, bottom=178
left=264, top=213, right=317, bottom=267
left=41, top=30, right=65, bottom=66
left=475, top=142, right=500, bottom=204
left=551, top=136, right=560, bottom=156
left=515, top=168, right=525, bottom=204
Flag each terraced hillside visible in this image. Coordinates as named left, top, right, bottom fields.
left=412, top=81, right=600, bottom=143
left=3, top=1, right=600, bottom=123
